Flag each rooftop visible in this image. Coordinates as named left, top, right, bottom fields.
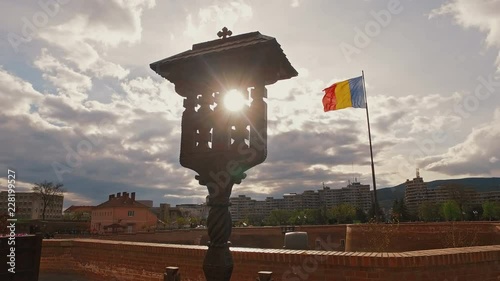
left=63, top=205, right=94, bottom=213
left=94, top=192, right=149, bottom=209
left=150, top=29, right=298, bottom=87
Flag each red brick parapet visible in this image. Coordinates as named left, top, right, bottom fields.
left=346, top=222, right=500, bottom=252
left=53, top=222, right=499, bottom=253
left=41, top=239, right=500, bottom=281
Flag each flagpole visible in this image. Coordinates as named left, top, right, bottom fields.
left=362, top=70, right=379, bottom=220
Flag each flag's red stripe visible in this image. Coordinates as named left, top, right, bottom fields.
left=322, top=83, right=338, bottom=112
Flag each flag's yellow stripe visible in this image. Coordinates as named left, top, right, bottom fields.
left=334, top=80, right=352, bottom=110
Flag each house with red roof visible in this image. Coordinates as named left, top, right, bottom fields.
left=91, top=192, right=157, bottom=234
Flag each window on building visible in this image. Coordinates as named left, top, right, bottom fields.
left=128, top=210, right=135, bottom=217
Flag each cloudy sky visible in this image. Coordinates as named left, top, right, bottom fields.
left=0, top=0, right=499, bottom=208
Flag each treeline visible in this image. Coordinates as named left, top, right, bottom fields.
left=412, top=200, right=500, bottom=222
left=236, top=203, right=377, bottom=226
left=235, top=200, right=500, bottom=227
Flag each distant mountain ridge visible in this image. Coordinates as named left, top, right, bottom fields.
left=376, top=177, right=500, bottom=210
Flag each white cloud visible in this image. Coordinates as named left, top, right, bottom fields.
left=184, top=1, right=253, bottom=39
left=35, top=0, right=156, bottom=79
left=34, top=49, right=92, bottom=101
left=0, top=178, right=32, bottom=192
left=43, top=0, right=155, bottom=47
left=421, top=108, right=500, bottom=176
left=431, top=0, right=500, bottom=70
left=0, top=68, right=44, bottom=116
left=63, top=192, right=94, bottom=206
left=93, top=59, right=129, bottom=79
left=0, top=67, right=191, bottom=196
left=430, top=0, right=500, bottom=47
left=120, top=77, right=181, bottom=114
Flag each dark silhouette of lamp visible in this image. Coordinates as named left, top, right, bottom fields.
left=150, top=27, right=297, bottom=281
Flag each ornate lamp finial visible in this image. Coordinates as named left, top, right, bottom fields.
left=217, top=27, right=232, bottom=39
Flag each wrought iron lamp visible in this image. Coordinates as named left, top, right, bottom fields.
left=150, top=27, right=297, bottom=281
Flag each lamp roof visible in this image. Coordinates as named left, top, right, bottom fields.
left=150, top=30, right=298, bottom=87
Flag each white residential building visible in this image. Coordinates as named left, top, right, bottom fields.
left=0, top=191, right=64, bottom=220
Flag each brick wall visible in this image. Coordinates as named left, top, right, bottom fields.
left=295, top=225, right=347, bottom=250
left=346, top=222, right=500, bottom=252
left=41, top=239, right=500, bottom=281
left=54, top=225, right=347, bottom=250
left=54, top=223, right=499, bottom=253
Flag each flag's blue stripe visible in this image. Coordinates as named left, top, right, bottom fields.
left=348, top=76, right=366, bottom=108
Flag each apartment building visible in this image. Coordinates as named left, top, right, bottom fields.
left=404, top=170, right=497, bottom=214
left=283, top=193, right=302, bottom=210
left=404, top=170, right=428, bottom=213
left=229, top=195, right=256, bottom=221
left=229, top=181, right=372, bottom=221
left=318, top=186, right=343, bottom=207
left=302, top=190, right=320, bottom=209
left=318, top=181, right=371, bottom=212
left=0, top=191, right=63, bottom=220
left=176, top=203, right=209, bottom=220
left=481, top=191, right=500, bottom=202
left=158, top=203, right=182, bottom=223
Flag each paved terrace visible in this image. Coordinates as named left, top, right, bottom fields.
left=40, top=239, right=500, bottom=281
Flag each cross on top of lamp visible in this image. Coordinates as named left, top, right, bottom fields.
left=150, top=27, right=297, bottom=281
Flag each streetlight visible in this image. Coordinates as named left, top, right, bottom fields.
left=150, top=27, right=297, bottom=281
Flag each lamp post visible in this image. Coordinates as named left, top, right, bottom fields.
left=150, top=28, right=297, bottom=281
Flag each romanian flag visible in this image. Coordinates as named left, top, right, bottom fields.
left=322, top=76, right=366, bottom=112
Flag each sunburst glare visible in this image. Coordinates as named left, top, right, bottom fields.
left=223, top=89, right=246, bottom=111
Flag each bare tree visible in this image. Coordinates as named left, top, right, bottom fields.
left=32, top=181, right=65, bottom=220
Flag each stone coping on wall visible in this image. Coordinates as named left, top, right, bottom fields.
left=42, top=238, right=500, bottom=268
